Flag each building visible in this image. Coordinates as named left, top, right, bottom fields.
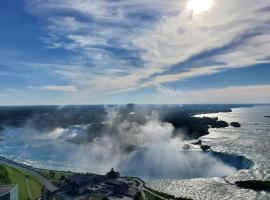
left=0, top=185, right=18, bottom=200
left=103, top=180, right=129, bottom=195
left=65, top=174, right=106, bottom=195
left=105, top=169, right=120, bottom=179
left=45, top=169, right=138, bottom=200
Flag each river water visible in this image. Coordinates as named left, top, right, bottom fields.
left=0, top=105, right=269, bottom=199
left=146, top=105, right=270, bottom=199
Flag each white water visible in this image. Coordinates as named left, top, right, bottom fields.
left=147, top=105, right=270, bottom=199
left=0, top=105, right=269, bottom=199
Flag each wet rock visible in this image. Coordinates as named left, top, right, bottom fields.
left=235, top=180, right=270, bottom=191
left=191, top=140, right=202, bottom=145
left=200, top=144, right=211, bottom=151
left=211, top=120, right=229, bottom=128
left=231, top=122, right=241, bottom=128
left=192, top=140, right=211, bottom=151
left=182, top=144, right=190, bottom=150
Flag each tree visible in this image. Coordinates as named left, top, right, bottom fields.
left=133, top=192, right=143, bottom=200
left=49, top=170, right=55, bottom=177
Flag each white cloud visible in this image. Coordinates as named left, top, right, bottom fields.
left=25, top=0, right=270, bottom=94
left=153, top=66, right=223, bottom=84
left=28, top=85, right=78, bottom=92
left=5, top=88, right=20, bottom=93
left=152, top=84, right=270, bottom=104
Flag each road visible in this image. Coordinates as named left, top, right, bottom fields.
left=0, top=156, right=58, bottom=192
left=143, top=188, right=168, bottom=200
left=126, top=177, right=168, bottom=200
left=0, top=156, right=170, bottom=199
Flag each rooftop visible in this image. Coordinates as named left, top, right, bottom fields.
left=106, top=168, right=120, bottom=179
left=67, top=174, right=105, bottom=186
left=0, top=185, right=17, bottom=195
left=105, top=180, right=127, bottom=187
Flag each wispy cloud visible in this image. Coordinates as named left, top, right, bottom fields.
left=28, top=85, right=78, bottom=92
left=5, top=88, right=21, bottom=93
left=24, top=0, right=270, bottom=95
left=153, top=84, right=270, bottom=104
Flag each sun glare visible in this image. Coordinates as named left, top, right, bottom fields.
left=187, top=0, right=213, bottom=15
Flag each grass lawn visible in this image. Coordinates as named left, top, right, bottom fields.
left=144, top=190, right=163, bottom=200
left=41, top=169, right=73, bottom=181
left=144, top=190, right=192, bottom=200
left=0, top=164, right=42, bottom=200
left=0, top=164, right=11, bottom=184
left=28, top=176, right=42, bottom=198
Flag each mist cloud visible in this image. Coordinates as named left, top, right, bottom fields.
left=62, top=107, right=236, bottom=178
left=1, top=106, right=237, bottom=179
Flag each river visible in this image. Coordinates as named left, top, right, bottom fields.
left=146, top=105, right=270, bottom=199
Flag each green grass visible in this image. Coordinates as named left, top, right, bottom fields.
left=144, top=189, right=193, bottom=200
left=145, top=190, right=163, bottom=200
left=0, top=165, right=12, bottom=184
left=28, top=177, right=42, bottom=198
left=0, top=164, right=42, bottom=200
left=3, top=165, right=28, bottom=200
left=41, top=169, right=73, bottom=181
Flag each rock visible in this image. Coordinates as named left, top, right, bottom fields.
left=191, top=140, right=202, bottom=145
left=211, top=120, right=229, bottom=128
left=200, top=144, right=211, bottom=151
left=231, top=122, right=241, bottom=128
left=182, top=144, right=190, bottom=150
left=192, top=140, right=211, bottom=151
left=235, top=180, right=270, bottom=191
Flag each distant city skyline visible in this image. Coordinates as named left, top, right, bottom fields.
left=0, top=0, right=270, bottom=105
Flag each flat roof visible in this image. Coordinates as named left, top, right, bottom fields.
left=106, top=179, right=127, bottom=186
left=0, top=185, right=16, bottom=195
left=68, top=174, right=104, bottom=185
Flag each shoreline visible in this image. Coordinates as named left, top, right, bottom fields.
left=0, top=155, right=58, bottom=192
left=0, top=142, right=259, bottom=200
left=0, top=155, right=192, bottom=200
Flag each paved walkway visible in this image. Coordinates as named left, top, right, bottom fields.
left=126, top=177, right=167, bottom=200
left=0, top=156, right=58, bottom=192
left=144, top=188, right=167, bottom=200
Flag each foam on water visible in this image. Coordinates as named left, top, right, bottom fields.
left=0, top=105, right=269, bottom=199
left=147, top=105, right=270, bottom=199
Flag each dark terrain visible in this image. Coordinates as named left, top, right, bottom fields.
left=0, top=104, right=249, bottom=141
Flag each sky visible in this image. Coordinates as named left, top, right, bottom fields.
left=0, top=0, right=270, bottom=105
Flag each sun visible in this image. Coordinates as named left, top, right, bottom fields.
left=187, top=0, right=214, bottom=15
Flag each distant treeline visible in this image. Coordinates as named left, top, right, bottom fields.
left=0, top=104, right=248, bottom=139
left=161, top=112, right=228, bottom=139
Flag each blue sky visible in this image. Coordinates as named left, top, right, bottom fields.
left=0, top=0, right=270, bottom=105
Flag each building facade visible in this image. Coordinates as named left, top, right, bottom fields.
left=0, top=185, right=18, bottom=200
